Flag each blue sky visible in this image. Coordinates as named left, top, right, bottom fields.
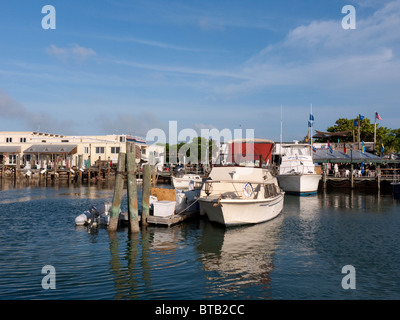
left=0, top=0, right=399, bottom=142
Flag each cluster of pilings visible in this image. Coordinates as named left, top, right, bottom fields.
left=107, top=150, right=153, bottom=233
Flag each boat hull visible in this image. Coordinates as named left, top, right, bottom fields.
left=172, top=176, right=203, bottom=189
left=199, top=193, right=284, bottom=226
left=277, top=174, right=321, bottom=195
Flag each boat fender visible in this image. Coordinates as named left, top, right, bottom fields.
left=243, top=183, right=253, bottom=198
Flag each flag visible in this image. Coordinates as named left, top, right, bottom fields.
left=312, top=145, right=317, bottom=152
left=381, top=140, right=385, bottom=154
left=344, top=143, right=347, bottom=154
left=354, top=120, right=358, bottom=127
left=309, top=114, right=314, bottom=121
left=308, top=121, right=312, bottom=127
left=362, top=140, right=365, bottom=153
left=359, top=114, right=365, bottom=120
left=328, top=140, right=333, bottom=153
left=375, top=112, right=382, bottom=121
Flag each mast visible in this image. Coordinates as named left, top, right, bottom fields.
left=280, top=104, right=283, bottom=147
left=310, top=103, right=314, bottom=150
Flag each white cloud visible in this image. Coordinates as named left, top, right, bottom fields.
left=213, top=0, right=400, bottom=97
left=46, top=44, right=96, bottom=62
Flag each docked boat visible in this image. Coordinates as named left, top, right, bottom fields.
left=172, top=174, right=203, bottom=189
left=277, top=143, right=321, bottom=195
left=198, top=166, right=284, bottom=226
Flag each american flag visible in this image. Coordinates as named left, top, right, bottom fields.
left=375, top=112, right=382, bottom=120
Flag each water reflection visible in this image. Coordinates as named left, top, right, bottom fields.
left=197, top=216, right=284, bottom=299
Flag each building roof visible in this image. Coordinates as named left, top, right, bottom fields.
left=0, top=146, right=21, bottom=153
left=23, top=144, right=77, bottom=154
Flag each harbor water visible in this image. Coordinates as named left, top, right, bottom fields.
left=0, top=181, right=399, bottom=300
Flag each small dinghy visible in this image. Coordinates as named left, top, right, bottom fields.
left=75, top=203, right=114, bottom=227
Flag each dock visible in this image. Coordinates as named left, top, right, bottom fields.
left=147, top=211, right=199, bottom=227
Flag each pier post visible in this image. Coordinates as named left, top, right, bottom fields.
left=108, top=152, right=126, bottom=232
left=377, top=164, right=381, bottom=193
left=351, top=164, right=354, bottom=189
left=323, top=163, right=327, bottom=189
left=126, top=152, right=140, bottom=233
left=141, top=164, right=152, bottom=227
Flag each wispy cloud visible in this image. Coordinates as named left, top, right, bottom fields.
left=89, top=34, right=217, bottom=52
left=46, top=44, right=96, bottom=62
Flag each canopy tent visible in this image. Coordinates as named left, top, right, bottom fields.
left=313, top=149, right=389, bottom=164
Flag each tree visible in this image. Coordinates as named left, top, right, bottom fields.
left=382, top=129, right=400, bottom=155
left=324, top=117, right=390, bottom=149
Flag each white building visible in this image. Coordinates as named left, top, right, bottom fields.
left=0, top=131, right=164, bottom=169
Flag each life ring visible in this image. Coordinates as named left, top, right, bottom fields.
left=243, top=183, right=253, bottom=198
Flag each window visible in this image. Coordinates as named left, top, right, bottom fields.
left=8, top=155, right=16, bottom=164
left=84, top=147, right=89, bottom=154
left=111, top=147, right=120, bottom=154
left=141, top=148, right=146, bottom=155
left=120, top=136, right=125, bottom=142
left=42, top=140, right=46, bottom=143
left=20, top=138, right=26, bottom=143
left=61, top=140, right=69, bottom=143
left=6, top=137, right=12, bottom=143
left=95, top=147, right=105, bottom=154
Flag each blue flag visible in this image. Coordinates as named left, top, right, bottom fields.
left=359, top=114, right=365, bottom=120
left=309, top=114, right=314, bottom=121
left=362, top=140, right=365, bottom=153
left=354, top=120, right=358, bottom=127
left=381, top=140, right=385, bottom=154
left=328, top=141, right=333, bottom=153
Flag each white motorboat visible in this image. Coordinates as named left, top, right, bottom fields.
left=198, top=166, right=284, bottom=226
left=277, top=143, right=321, bottom=195
left=172, top=174, right=203, bottom=189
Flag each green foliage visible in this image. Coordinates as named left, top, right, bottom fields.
left=322, top=117, right=398, bottom=154
left=165, top=137, right=218, bottom=163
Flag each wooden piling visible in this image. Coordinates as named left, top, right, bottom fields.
left=126, top=152, right=140, bottom=233
left=108, top=152, right=126, bottom=232
left=141, top=164, right=152, bottom=227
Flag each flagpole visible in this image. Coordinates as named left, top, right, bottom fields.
left=374, top=111, right=377, bottom=152
left=358, top=115, right=361, bottom=150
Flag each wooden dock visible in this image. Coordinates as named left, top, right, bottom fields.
left=147, top=211, right=199, bottom=227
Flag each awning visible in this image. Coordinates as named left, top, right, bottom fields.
left=313, top=130, right=352, bottom=139
left=23, top=144, right=77, bottom=154
left=0, top=146, right=21, bottom=153
left=313, top=149, right=390, bottom=163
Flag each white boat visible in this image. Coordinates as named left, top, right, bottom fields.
left=198, top=166, right=284, bottom=226
left=172, top=174, right=203, bottom=189
left=277, top=143, right=321, bottom=195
